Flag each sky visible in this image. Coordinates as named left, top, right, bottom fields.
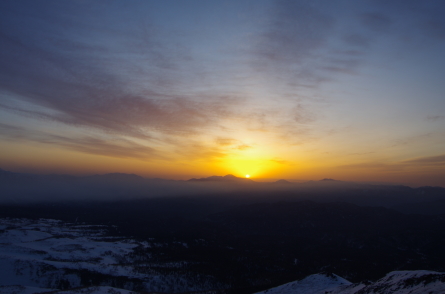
left=0, top=0, right=445, bottom=186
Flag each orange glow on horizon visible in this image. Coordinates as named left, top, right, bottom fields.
left=1, top=139, right=445, bottom=187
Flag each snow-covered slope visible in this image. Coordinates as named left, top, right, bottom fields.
left=0, top=285, right=140, bottom=294
left=333, top=270, right=445, bottom=294
left=0, top=285, right=55, bottom=294
left=255, top=273, right=351, bottom=294
left=2, top=217, right=445, bottom=294
left=0, top=218, right=140, bottom=289
left=0, top=218, right=220, bottom=293
left=53, top=286, right=139, bottom=293
left=258, top=270, right=445, bottom=294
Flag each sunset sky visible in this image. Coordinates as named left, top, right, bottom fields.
left=1, top=0, right=445, bottom=186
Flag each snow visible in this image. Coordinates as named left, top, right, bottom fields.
left=258, top=270, right=445, bottom=294
left=2, top=218, right=444, bottom=294
left=0, top=285, right=55, bottom=294
left=0, top=218, right=220, bottom=293
left=0, top=218, right=146, bottom=289
left=50, top=286, right=139, bottom=293
left=255, top=273, right=351, bottom=294
left=0, top=285, right=141, bottom=294
left=333, top=270, right=445, bottom=294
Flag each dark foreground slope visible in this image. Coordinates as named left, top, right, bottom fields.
left=1, top=198, right=445, bottom=292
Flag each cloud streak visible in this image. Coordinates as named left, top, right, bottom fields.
left=0, top=123, right=160, bottom=160
left=0, top=0, right=445, bottom=183
left=0, top=1, right=243, bottom=141
left=402, top=154, right=445, bottom=166
left=339, top=154, right=445, bottom=171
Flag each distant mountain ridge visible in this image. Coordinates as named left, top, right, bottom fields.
left=187, top=174, right=254, bottom=182
left=275, top=179, right=292, bottom=184
left=1, top=168, right=445, bottom=215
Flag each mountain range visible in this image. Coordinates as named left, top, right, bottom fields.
left=1, top=169, right=445, bottom=215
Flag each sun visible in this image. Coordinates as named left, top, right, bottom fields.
left=245, top=174, right=250, bottom=178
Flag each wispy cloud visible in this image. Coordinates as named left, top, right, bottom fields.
left=214, top=138, right=253, bottom=151
left=426, top=115, right=445, bottom=122
left=1, top=0, right=445, bottom=175
left=0, top=123, right=161, bottom=160
left=270, top=158, right=291, bottom=165
left=234, top=144, right=252, bottom=151
left=250, top=0, right=445, bottom=95
left=390, top=133, right=433, bottom=148
left=338, top=162, right=401, bottom=171
left=402, top=154, right=445, bottom=166
left=252, top=0, right=336, bottom=88
left=360, top=12, right=392, bottom=32
left=338, top=153, right=445, bottom=171
left=0, top=1, right=243, bottom=141
left=215, top=138, right=238, bottom=147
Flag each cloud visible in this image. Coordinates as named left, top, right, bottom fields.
left=0, top=123, right=160, bottom=160
left=215, top=138, right=238, bottom=146
left=292, top=104, right=316, bottom=124
left=172, top=140, right=228, bottom=161
left=257, top=0, right=334, bottom=64
left=338, top=153, right=445, bottom=171
left=365, top=0, right=445, bottom=40
left=261, top=0, right=445, bottom=90
left=347, top=152, right=375, bottom=156
left=0, top=1, right=241, bottom=141
left=402, top=154, right=445, bottom=166
left=338, top=162, right=400, bottom=171
left=342, top=34, right=371, bottom=48
left=234, top=144, right=252, bottom=151
left=2, top=0, right=444, bottom=163
left=390, top=133, right=433, bottom=148
left=249, top=0, right=387, bottom=95
left=270, top=158, right=291, bottom=165
left=426, top=115, right=445, bottom=122
left=214, top=138, right=252, bottom=151
left=425, top=19, right=445, bottom=39
left=252, top=0, right=335, bottom=87
left=360, top=12, right=392, bottom=32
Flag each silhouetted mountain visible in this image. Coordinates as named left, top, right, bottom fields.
left=274, top=179, right=292, bottom=184
left=87, top=173, right=145, bottom=181
left=1, top=169, right=445, bottom=214
left=393, top=198, right=445, bottom=215
left=188, top=174, right=254, bottom=183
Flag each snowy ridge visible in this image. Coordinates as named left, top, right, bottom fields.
left=331, top=270, right=445, bottom=294
left=255, top=273, right=351, bottom=294
left=258, top=270, right=445, bottom=294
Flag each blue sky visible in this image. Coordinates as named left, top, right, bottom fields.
left=0, top=0, right=444, bottom=185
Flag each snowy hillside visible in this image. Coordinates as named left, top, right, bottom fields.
left=0, top=218, right=221, bottom=293
left=257, top=270, right=445, bottom=294
left=0, top=285, right=140, bottom=294
left=333, top=270, right=445, bottom=294
left=2, top=217, right=445, bottom=294
left=254, top=272, right=351, bottom=294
